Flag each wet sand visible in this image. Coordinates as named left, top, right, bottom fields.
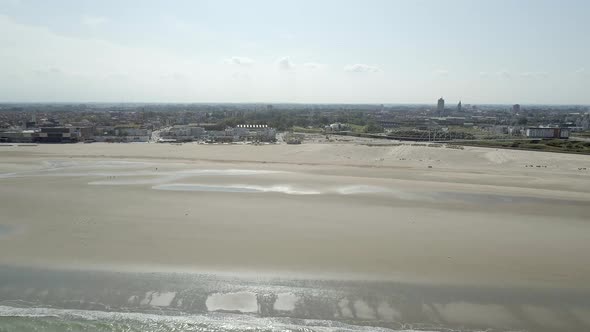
left=0, top=143, right=590, bottom=288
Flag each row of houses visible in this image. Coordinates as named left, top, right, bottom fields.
left=0, top=127, right=91, bottom=143
left=525, top=127, right=570, bottom=139
left=160, top=124, right=276, bottom=142
left=0, top=126, right=152, bottom=143
left=93, top=126, right=152, bottom=142
left=1, top=123, right=280, bottom=144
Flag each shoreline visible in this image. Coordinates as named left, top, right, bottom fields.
left=1, top=264, right=589, bottom=332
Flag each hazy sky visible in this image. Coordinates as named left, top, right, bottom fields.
left=1, top=0, right=588, bottom=104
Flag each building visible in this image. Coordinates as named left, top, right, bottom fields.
left=512, top=104, right=521, bottom=114
left=325, top=123, right=346, bottom=131
left=114, top=127, right=151, bottom=137
left=437, top=97, right=445, bottom=114
left=160, top=124, right=276, bottom=143
left=0, top=131, right=35, bottom=143
left=457, top=101, right=462, bottom=112
left=232, top=124, right=276, bottom=142
left=578, top=113, right=590, bottom=130
left=525, top=127, right=569, bottom=139
left=378, top=120, right=396, bottom=128
left=36, top=127, right=75, bottom=143
left=161, top=125, right=204, bottom=141
left=70, top=127, right=94, bottom=140
left=90, top=125, right=151, bottom=142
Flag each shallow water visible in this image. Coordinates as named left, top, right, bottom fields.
left=0, top=307, right=409, bottom=332
left=153, top=183, right=321, bottom=195
left=0, top=266, right=588, bottom=332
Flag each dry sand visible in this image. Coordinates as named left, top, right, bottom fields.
left=1, top=142, right=589, bottom=289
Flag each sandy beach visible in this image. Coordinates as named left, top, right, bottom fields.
left=1, top=142, right=589, bottom=288
left=1, top=142, right=590, bottom=331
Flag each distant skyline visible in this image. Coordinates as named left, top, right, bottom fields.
left=0, top=0, right=589, bottom=104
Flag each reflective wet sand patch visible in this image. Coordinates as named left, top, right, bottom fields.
left=206, top=292, right=258, bottom=313
left=153, top=183, right=321, bottom=195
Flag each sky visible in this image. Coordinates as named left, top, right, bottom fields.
left=0, top=0, right=589, bottom=104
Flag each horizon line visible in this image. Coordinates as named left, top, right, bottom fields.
left=1, top=101, right=589, bottom=107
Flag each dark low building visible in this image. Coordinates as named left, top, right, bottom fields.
left=525, top=127, right=569, bottom=139
left=0, top=131, right=34, bottom=143
left=35, top=127, right=75, bottom=143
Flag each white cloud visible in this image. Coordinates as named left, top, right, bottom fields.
left=518, top=71, right=548, bottom=79
left=225, top=56, right=254, bottom=66
left=0, top=16, right=348, bottom=102
left=34, top=67, right=62, bottom=77
left=0, top=15, right=218, bottom=101
left=159, top=72, right=188, bottom=82
left=497, top=70, right=511, bottom=79
left=231, top=72, right=252, bottom=81
left=575, top=68, right=588, bottom=77
left=344, top=64, right=379, bottom=73
left=303, top=62, right=322, bottom=69
left=277, top=56, right=294, bottom=70
left=433, top=69, right=449, bottom=77
left=1, top=14, right=584, bottom=104
left=81, top=16, right=109, bottom=28
left=479, top=71, right=490, bottom=77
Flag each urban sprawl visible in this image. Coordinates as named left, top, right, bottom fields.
left=1, top=99, right=589, bottom=146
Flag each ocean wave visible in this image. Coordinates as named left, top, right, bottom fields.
left=0, top=306, right=427, bottom=332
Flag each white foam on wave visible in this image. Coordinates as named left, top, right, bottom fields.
left=0, top=305, right=420, bottom=332
left=153, top=183, right=321, bottom=195
left=3, top=305, right=426, bottom=331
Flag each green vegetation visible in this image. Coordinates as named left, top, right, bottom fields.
left=346, top=124, right=365, bottom=133
left=216, top=109, right=379, bottom=131
left=387, top=129, right=477, bottom=140
left=464, top=139, right=590, bottom=155
left=363, top=121, right=384, bottom=133
left=291, top=126, right=323, bottom=134
left=291, top=121, right=384, bottom=134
